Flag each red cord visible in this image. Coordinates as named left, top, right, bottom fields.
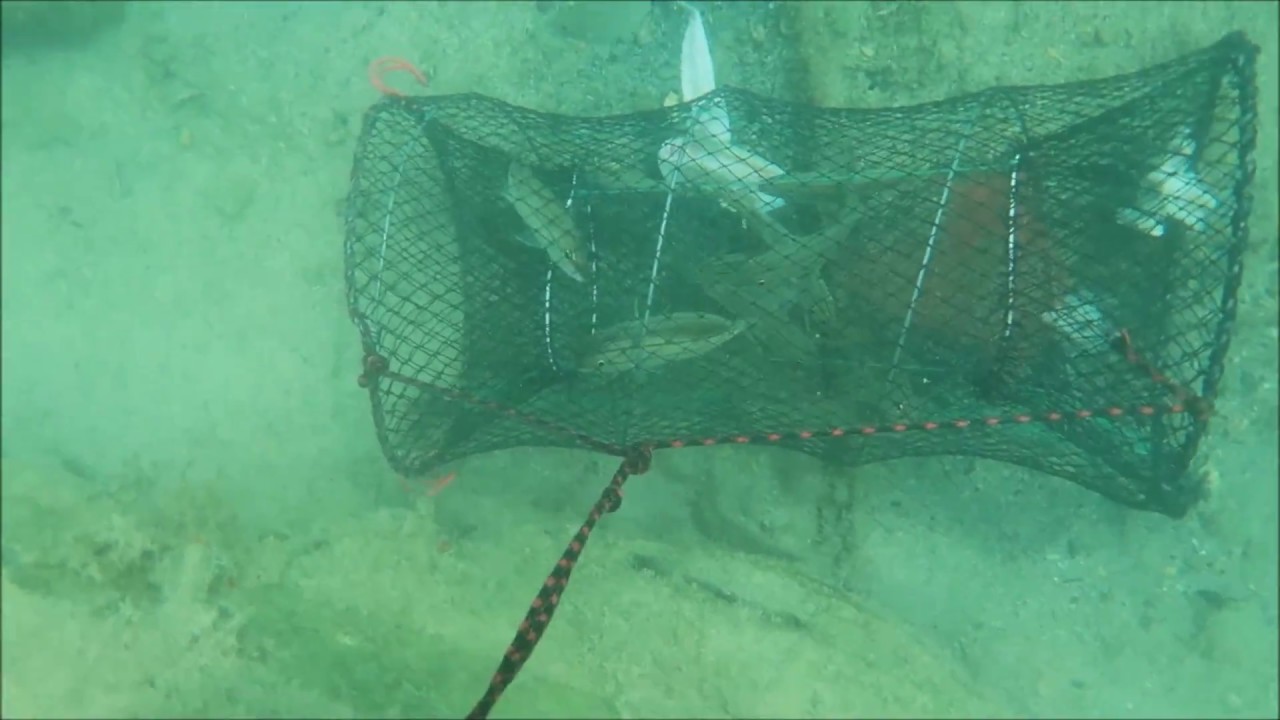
left=367, top=56, right=429, bottom=97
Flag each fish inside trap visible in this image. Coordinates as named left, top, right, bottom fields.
left=343, top=21, right=1258, bottom=718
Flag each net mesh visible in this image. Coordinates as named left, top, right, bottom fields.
left=344, top=32, right=1257, bottom=519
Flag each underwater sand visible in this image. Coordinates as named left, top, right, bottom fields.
left=2, top=2, right=1277, bottom=717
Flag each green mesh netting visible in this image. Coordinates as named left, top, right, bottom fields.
left=345, top=32, right=1256, bottom=521
left=344, top=32, right=1258, bottom=718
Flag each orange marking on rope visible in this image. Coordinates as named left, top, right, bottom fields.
left=368, top=56, right=429, bottom=97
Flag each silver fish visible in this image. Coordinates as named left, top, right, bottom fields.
left=503, top=161, right=589, bottom=282
left=678, top=3, right=732, bottom=146
left=1116, top=125, right=1219, bottom=238
left=658, top=2, right=785, bottom=213
left=1040, top=290, right=1116, bottom=357
left=680, top=2, right=716, bottom=101
left=658, top=134, right=787, bottom=214
left=579, top=312, right=745, bottom=375
left=689, top=206, right=861, bottom=358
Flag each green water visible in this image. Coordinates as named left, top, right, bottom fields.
left=2, top=2, right=1276, bottom=717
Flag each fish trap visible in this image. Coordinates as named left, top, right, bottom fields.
left=343, top=32, right=1258, bottom=717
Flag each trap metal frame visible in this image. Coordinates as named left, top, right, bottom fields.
left=343, top=32, right=1258, bottom=718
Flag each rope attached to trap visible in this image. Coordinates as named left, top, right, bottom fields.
left=466, top=446, right=652, bottom=720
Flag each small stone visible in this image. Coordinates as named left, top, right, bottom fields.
left=662, top=91, right=680, bottom=107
